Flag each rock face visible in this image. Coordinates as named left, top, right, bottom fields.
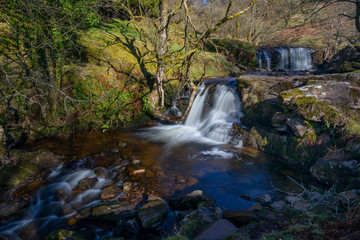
left=322, top=45, right=360, bottom=72
left=138, top=199, right=169, bottom=229
left=235, top=73, right=360, bottom=186
left=193, top=219, right=237, bottom=240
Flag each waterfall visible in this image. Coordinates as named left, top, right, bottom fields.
left=257, top=47, right=314, bottom=71
left=279, top=48, right=290, bottom=70
left=289, top=47, right=313, bottom=71
left=143, top=81, right=244, bottom=151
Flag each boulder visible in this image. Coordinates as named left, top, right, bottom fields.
left=138, top=199, right=169, bottom=229
left=193, top=219, right=237, bottom=240
left=169, top=190, right=216, bottom=211
left=222, top=210, right=257, bottom=226
left=100, top=185, right=122, bottom=201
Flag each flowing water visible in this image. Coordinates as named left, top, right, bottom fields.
left=0, top=78, right=307, bottom=239
left=257, top=47, right=314, bottom=71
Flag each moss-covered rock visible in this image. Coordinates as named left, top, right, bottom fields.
left=321, top=45, right=360, bottom=73
left=45, top=229, right=86, bottom=240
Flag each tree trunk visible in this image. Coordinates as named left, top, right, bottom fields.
left=155, top=0, right=168, bottom=108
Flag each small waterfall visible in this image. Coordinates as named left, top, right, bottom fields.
left=143, top=81, right=244, bottom=152
left=257, top=47, right=314, bottom=71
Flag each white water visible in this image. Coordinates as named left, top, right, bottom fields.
left=143, top=81, right=244, bottom=155
left=0, top=165, right=118, bottom=240
left=257, top=47, right=313, bottom=71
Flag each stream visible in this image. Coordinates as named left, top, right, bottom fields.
left=0, top=78, right=308, bottom=240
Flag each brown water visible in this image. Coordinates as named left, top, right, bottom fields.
left=24, top=128, right=304, bottom=208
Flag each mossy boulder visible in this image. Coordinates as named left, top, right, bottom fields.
left=45, top=229, right=86, bottom=240
left=0, top=149, right=63, bottom=188
left=322, top=45, right=360, bottom=73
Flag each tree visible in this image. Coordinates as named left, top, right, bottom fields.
left=124, top=0, right=255, bottom=120
left=0, top=0, right=101, bottom=150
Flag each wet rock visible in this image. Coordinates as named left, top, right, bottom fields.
left=222, top=210, right=257, bottom=226
left=286, top=118, right=314, bottom=138
left=255, top=194, right=273, bottom=205
left=100, top=185, right=122, bottom=201
left=310, top=158, right=357, bottom=185
left=170, top=190, right=216, bottom=211
left=270, top=201, right=287, bottom=211
left=45, top=229, right=86, bottom=240
left=0, top=197, right=29, bottom=219
left=94, top=167, right=108, bottom=178
left=138, top=199, right=169, bottom=229
left=89, top=201, right=136, bottom=221
left=193, top=219, right=237, bottom=240
left=78, top=177, right=98, bottom=190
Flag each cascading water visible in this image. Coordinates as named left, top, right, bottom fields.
left=143, top=80, right=244, bottom=154
left=257, top=47, right=314, bottom=71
